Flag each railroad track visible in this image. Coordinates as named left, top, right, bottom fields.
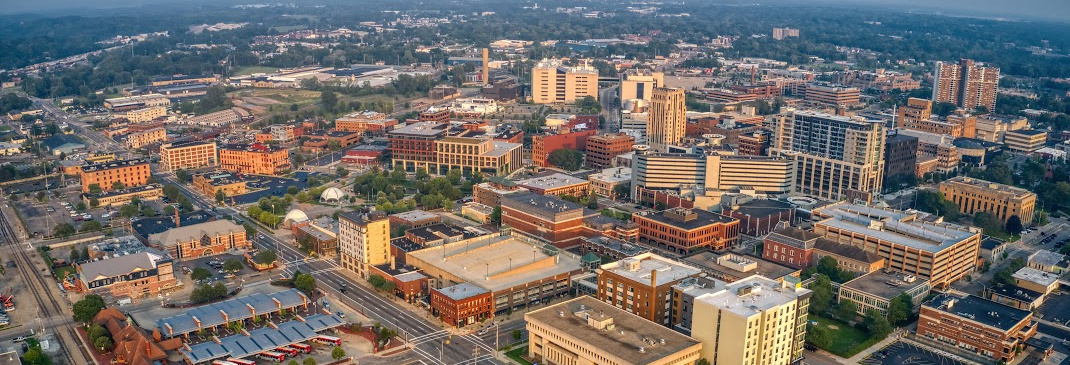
left=1, top=207, right=92, bottom=365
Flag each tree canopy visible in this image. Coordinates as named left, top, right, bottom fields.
left=547, top=148, right=584, bottom=171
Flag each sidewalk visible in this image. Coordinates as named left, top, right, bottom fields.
left=844, top=329, right=908, bottom=364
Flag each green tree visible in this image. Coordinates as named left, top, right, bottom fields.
left=243, top=223, right=257, bottom=237
left=176, top=169, right=190, bottom=182
left=89, top=197, right=100, bottom=207
left=288, top=360, right=300, bottom=365
left=140, top=205, right=157, bottom=217
left=331, top=346, right=346, bottom=360
left=807, top=324, right=832, bottom=349
left=191, top=267, right=212, bottom=282
left=72, top=294, right=106, bottom=323
left=446, top=168, right=462, bottom=185
left=547, top=148, right=584, bottom=171
left=94, top=336, right=113, bottom=353
left=974, top=211, right=1009, bottom=238
left=255, top=250, right=277, bottom=265
left=294, top=273, right=317, bottom=295
left=303, top=357, right=317, bottom=365
left=1006, top=215, right=1024, bottom=235
left=490, top=205, right=502, bottom=223
left=69, top=246, right=82, bottom=262
left=368, top=274, right=387, bottom=289
left=809, top=275, right=834, bottom=314
left=321, top=90, right=338, bottom=112
left=887, top=293, right=913, bottom=325
left=22, top=347, right=49, bottom=365
left=696, top=359, right=712, bottom=365
left=111, top=181, right=125, bottom=190
left=88, top=183, right=102, bottom=194
left=119, top=204, right=139, bottom=218
left=53, top=223, right=76, bottom=238
left=415, top=167, right=429, bottom=180
left=512, top=329, right=522, bottom=341
left=587, top=194, right=599, bottom=209
left=215, top=189, right=226, bottom=204
left=863, top=310, right=893, bottom=338
left=836, top=299, right=858, bottom=321
left=223, top=259, right=243, bottom=273
left=75, top=202, right=87, bottom=212
left=86, top=324, right=109, bottom=342
left=79, top=220, right=103, bottom=233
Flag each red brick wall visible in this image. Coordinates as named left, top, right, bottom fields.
left=762, top=239, right=812, bottom=269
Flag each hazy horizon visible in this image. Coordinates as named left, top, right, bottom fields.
left=0, top=0, right=1067, bottom=23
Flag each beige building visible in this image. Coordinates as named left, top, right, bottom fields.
left=772, top=27, right=800, bottom=40
left=159, top=141, right=218, bottom=172
left=1013, top=267, right=1060, bottom=296
left=691, top=275, right=811, bottom=365
left=932, top=59, right=999, bottom=112
left=812, top=202, right=982, bottom=289
left=531, top=58, right=598, bottom=104
left=939, top=176, right=1036, bottom=223
left=630, top=150, right=794, bottom=198
left=619, top=69, right=664, bottom=106
left=117, top=106, right=167, bottom=123
left=838, top=271, right=931, bottom=317
left=974, top=115, right=1029, bottom=143
left=338, top=211, right=390, bottom=279
left=126, top=127, right=166, bottom=149
left=526, top=296, right=702, bottom=365
left=647, top=87, right=687, bottom=150
left=803, top=83, right=860, bottom=106
left=1004, top=129, right=1047, bottom=153
left=899, top=129, right=961, bottom=174
left=773, top=111, right=885, bottom=202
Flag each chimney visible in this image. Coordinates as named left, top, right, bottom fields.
left=835, top=106, right=847, bottom=116
left=175, top=208, right=181, bottom=228
left=481, top=48, right=490, bottom=86
left=650, top=269, right=657, bottom=289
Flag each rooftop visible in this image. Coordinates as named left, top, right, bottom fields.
left=635, top=207, right=737, bottom=230
left=924, top=293, right=1031, bottom=331
left=389, top=121, right=450, bottom=137
left=407, top=234, right=582, bottom=293
left=813, top=202, right=978, bottom=253
left=1007, top=129, right=1047, bottom=136
left=181, top=313, right=344, bottom=363
left=526, top=297, right=701, bottom=365
left=683, top=251, right=800, bottom=281
left=84, top=183, right=163, bottom=199
left=81, top=158, right=149, bottom=172
left=990, top=283, right=1043, bottom=303
left=813, top=239, right=884, bottom=264
left=79, top=251, right=169, bottom=283
left=600, top=253, right=702, bottom=287
left=694, top=275, right=811, bottom=317
left=407, top=223, right=467, bottom=243
left=840, top=271, right=929, bottom=300
left=131, top=212, right=215, bottom=238
left=726, top=199, right=795, bottom=217
left=157, top=289, right=310, bottom=337
left=1028, top=250, right=1068, bottom=269
left=981, top=236, right=1008, bottom=251
left=219, top=142, right=286, bottom=153
left=516, top=173, right=589, bottom=191
left=147, top=220, right=244, bottom=247
left=501, top=192, right=583, bottom=217
left=435, top=282, right=489, bottom=301
left=390, top=210, right=440, bottom=224
left=581, top=236, right=649, bottom=256
left=1013, top=267, right=1059, bottom=287
left=943, top=177, right=1035, bottom=198
left=766, top=227, right=822, bottom=250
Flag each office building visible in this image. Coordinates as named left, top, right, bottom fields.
left=772, top=27, right=800, bottom=40
left=633, top=207, right=740, bottom=253
left=1004, top=129, right=1047, bottom=153
left=388, top=121, right=523, bottom=176
left=338, top=211, right=390, bottom=279
left=104, top=94, right=171, bottom=111
left=917, top=294, right=1035, bottom=363
left=803, top=83, right=861, bottom=106
left=290, top=217, right=339, bottom=257
left=335, top=111, right=399, bottom=134
left=812, top=202, right=982, bottom=289
left=218, top=143, right=291, bottom=175
left=430, top=283, right=492, bottom=328
left=762, top=226, right=885, bottom=274
left=1013, top=267, right=1060, bottom=296
left=116, top=106, right=167, bottom=123
left=884, top=132, right=919, bottom=183
left=597, top=253, right=702, bottom=325
left=933, top=59, right=999, bottom=112
left=500, top=192, right=589, bottom=248
left=191, top=171, right=246, bottom=197
left=620, top=69, right=665, bottom=106
left=631, top=149, right=794, bottom=198
left=84, top=184, right=164, bottom=208
left=737, top=130, right=770, bottom=156
left=126, top=127, right=166, bottom=149
left=418, top=107, right=451, bottom=123
left=772, top=111, right=885, bottom=201
left=586, top=133, right=635, bottom=169
left=531, top=58, right=598, bottom=104
left=691, top=275, right=811, bottom=365
left=899, top=129, right=961, bottom=174
left=838, top=271, right=931, bottom=317
left=683, top=251, right=801, bottom=285
left=516, top=173, right=590, bottom=198
left=1027, top=250, right=1069, bottom=274
left=159, top=141, right=218, bottom=173
left=181, top=108, right=246, bottom=127
left=975, top=115, right=1029, bottom=143
left=531, top=128, right=597, bottom=167
left=80, top=158, right=151, bottom=193
left=939, top=176, right=1036, bottom=223
left=146, top=220, right=249, bottom=260
left=647, top=87, right=687, bottom=150
left=406, top=232, right=582, bottom=315
left=526, top=296, right=702, bottom=365
left=588, top=167, right=632, bottom=199
left=77, top=251, right=177, bottom=299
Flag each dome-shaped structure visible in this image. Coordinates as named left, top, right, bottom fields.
left=282, top=209, right=309, bottom=226
left=320, top=187, right=344, bottom=202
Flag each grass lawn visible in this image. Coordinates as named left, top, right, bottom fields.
left=505, top=346, right=533, bottom=365
left=233, top=66, right=280, bottom=76
left=55, top=265, right=75, bottom=280
left=809, top=314, right=884, bottom=358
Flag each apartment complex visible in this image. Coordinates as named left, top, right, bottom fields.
left=772, top=111, right=885, bottom=201
left=691, top=275, right=811, bottom=365
left=939, top=176, right=1037, bottom=223
left=526, top=296, right=702, bottom=365
left=619, top=69, right=664, bottom=105
left=531, top=58, right=598, bottom=104
left=812, top=203, right=982, bottom=289
left=633, top=207, right=740, bottom=253
left=586, top=133, right=635, bottom=169
left=1004, top=129, right=1047, bottom=153
left=126, top=127, right=166, bottom=149
left=803, top=82, right=860, bottom=106
left=389, top=121, right=523, bottom=176
left=80, top=158, right=151, bottom=193
left=647, top=87, right=687, bottom=149
left=116, top=106, right=167, bottom=123
left=884, top=132, right=919, bottom=182
left=218, top=143, right=291, bottom=175
left=917, top=294, right=1036, bottom=362
left=159, top=141, right=218, bottom=172
left=146, top=220, right=249, bottom=259
left=338, top=211, right=390, bottom=279
left=932, top=59, right=999, bottom=112
left=772, top=27, right=800, bottom=40
left=597, top=253, right=702, bottom=325
left=77, top=251, right=177, bottom=299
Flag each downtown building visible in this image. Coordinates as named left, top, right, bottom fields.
left=159, top=141, right=218, bottom=173
left=932, top=59, right=999, bottom=112
left=619, top=69, right=664, bottom=106
left=388, top=121, right=523, bottom=176
left=646, top=87, right=687, bottom=151
left=597, top=253, right=703, bottom=326
left=772, top=110, right=885, bottom=202
left=338, top=211, right=391, bottom=279
left=80, top=158, right=152, bottom=193
left=631, top=148, right=794, bottom=201
left=218, top=143, right=291, bottom=176
left=531, top=58, right=599, bottom=104
left=939, top=176, right=1037, bottom=223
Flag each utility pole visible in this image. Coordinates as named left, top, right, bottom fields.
left=473, top=346, right=480, bottom=365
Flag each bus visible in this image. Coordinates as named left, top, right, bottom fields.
left=256, top=352, right=286, bottom=363
left=274, top=346, right=299, bottom=357
left=211, top=361, right=239, bottom=365
left=289, top=343, right=312, bottom=354
left=312, top=335, right=342, bottom=346
left=226, top=358, right=256, bottom=365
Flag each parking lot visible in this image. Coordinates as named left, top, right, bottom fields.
left=175, top=253, right=258, bottom=286
left=861, top=341, right=971, bottom=365
left=230, top=172, right=326, bottom=205
left=1037, top=292, right=1070, bottom=326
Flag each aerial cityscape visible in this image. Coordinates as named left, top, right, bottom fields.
left=0, top=1, right=1069, bottom=365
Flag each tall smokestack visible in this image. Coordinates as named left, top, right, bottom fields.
left=175, top=208, right=181, bottom=228
left=481, top=48, right=489, bottom=87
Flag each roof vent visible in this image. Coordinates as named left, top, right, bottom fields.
left=638, top=347, right=645, bottom=353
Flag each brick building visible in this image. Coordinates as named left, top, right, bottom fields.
left=721, top=199, right=796, bottom=237
left=585, top=133, right=635, bottom=169
left=500, top=192, right=590, bottom=248
left=77, top=251, right=177, bottom=299
left=430, top=283, right=493, bottom=328
left=532, top=128, right=597, bottom=167
left=597, top=253, right=702, bottom=325
left=219, top=143, right=291, bottom=175
left=516, top=173, right=590, bottom=198
left=633, top=207, right=740, bottom=254
left=80, top=158, right=151, bottom=193
left=917, top=294, right=1035, bottom=363
left=146, top=220, right=249, bottom=259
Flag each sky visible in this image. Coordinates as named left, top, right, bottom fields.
left=0, top=0, right=1068, bottom=23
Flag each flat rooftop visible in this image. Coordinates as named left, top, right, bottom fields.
left=1007, top=129, right=1047, bottom=136
left=694, top=275, right=811, bottom=317
left=389, top=121, right=449, bottom=137
left=408, top=234, right=582, bottom=293
left=943, top=176, right=1034, bottom=198
left=390, top=210, right=439, bottom=224
left=85, top=183, right=162, bottom=198
left=147, top=220, right=244, bottom=247
left=635, top=207, right=736, bottom=230
left=526, top=296, right=700, bottom=365
left=81, top=158, right=149, bottom=172
left=924, top=293, right=1030, bottom=331
left=435, top=282, right=489, bottom=301
left=990, top=283, right=1043, bottom=303
left=581, top=236, right=649, bottom=256
left=840, top=271, right=929, bottom=300
left=683, top=251, right=799, bottom=281
left=1028, top=250, right=1068, bottom=269
left=516, top=173, right=589, bottom=190
left=727, top=199, right=795, bottom=217
left=601, top=253, right=702, bottom=287
left=1013, top=267, right=1059, bottom=287
left=813, top=202, right=978, bottom=253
